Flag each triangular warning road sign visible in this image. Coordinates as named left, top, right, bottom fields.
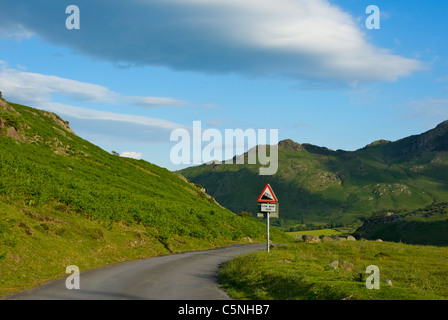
left=257, top=184, right=278, bottom=203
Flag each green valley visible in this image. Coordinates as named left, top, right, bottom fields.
left=180, top=122, right=448, bottom=245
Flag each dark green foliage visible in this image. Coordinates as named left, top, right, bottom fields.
left=354, top=202, right=448, bottom=245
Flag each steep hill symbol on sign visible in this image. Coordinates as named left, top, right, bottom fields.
left=257, top=184, right=278, bottom=203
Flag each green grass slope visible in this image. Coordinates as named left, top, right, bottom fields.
left=180, top=123, right=448, bottom=231
left=0, top=97, right=291, bottom=297
left=219, top=241, right=448, bottom=300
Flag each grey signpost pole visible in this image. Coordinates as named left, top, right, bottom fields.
left=266, top=212, right=270, bottom=253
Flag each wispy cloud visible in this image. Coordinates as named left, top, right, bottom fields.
left=43, top=102, right=187, bottom=131
left=0, top=0, right=423, bottom=84
left=0, top=64, right=189, bottom=135
left=0, top=23, right=33, bottom=41
left=0, top=64, right=186, bottom=109
left=132, top=96, right=185, bottom=108
left=120, top=151, right=143, bottom=159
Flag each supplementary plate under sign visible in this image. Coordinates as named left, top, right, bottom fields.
left=260, top=203, right=277, bottom=212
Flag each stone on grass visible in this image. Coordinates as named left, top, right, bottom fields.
left=328, top=260, right=339, bottom=269
left=302, top=235, right=321, bottom=243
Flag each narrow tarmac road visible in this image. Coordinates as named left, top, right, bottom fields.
left=6, top=243, right=266, bottom=300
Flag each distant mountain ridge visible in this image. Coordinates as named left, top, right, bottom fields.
left=180, top=121, right=448, bottom=229
left=359, top=120, right=448, bottom=161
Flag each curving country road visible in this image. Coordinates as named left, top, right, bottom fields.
left=5, top=243, right=266, bottom=300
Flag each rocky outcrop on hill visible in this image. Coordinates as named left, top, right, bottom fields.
left=0, top=93, right=75, bottom=144
left=0, top=92, right=19, bottom=114
left=40, top=111, right=75, bottom=135
left=0, top=94, right=27, bottom=142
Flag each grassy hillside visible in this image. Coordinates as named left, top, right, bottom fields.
left=353, top=202, right=448, bottom=246
left=0, top=98, right=291, bottom=297
left=219, top=241, right=448, bottom=300
left=180, top=124, right=448, bottom=231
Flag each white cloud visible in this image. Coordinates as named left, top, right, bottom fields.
left=120, top=151, right=143, bottom=159
left=0, top=64, right=189, bottom=133
left=43, top=102, right=187, bottom=131
left=131, top=96, right=185, bottom=108
left=0, top=23, right=33, bottom=40
left=0, top=64, right=186, bottom=108
left=0, top=66, right=117, bottom=105
left=0, top=0, right=423, bottom=83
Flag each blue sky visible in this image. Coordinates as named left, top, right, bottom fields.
left=0, top=0, right=447, bottom=171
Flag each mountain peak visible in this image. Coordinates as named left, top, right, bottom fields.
left=279, top=139, right=304, bottom=152
left=436, top=120, right=448, bottom=130
left=363, top=139, right=391, bottom=149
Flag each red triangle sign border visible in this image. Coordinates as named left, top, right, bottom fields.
left=257, top=184, right=278, bottom=203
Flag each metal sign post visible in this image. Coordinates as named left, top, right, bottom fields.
left=257, top=184, right=278, bottom=253
left=266, top=212, right=270, bottom=253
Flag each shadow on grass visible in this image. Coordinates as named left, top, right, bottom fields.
left=221, top=272, right=347, bottom=300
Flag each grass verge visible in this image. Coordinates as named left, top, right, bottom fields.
left=219, top=241, right=448, bottom=300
